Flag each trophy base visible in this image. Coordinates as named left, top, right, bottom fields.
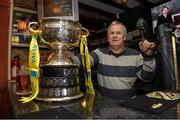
left=38, top=64, right=82, bottom=102
left=40, top=64, right=79, bottom=77
left=35, top=92, right=83, bottom=102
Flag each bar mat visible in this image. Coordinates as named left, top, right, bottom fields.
left=118, top=94, right=180, bottom=114
left=18, top=107, right=80, bottom=119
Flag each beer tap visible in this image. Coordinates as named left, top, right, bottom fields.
left=136, top=18, right=147, bottom=42
left=136, top=18, right=154, bottom=56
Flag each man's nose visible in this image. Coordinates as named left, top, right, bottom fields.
left=113, top=33, right=117, bottom=37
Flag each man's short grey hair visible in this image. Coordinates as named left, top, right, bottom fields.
left=107, top=20, right=127, bottom=37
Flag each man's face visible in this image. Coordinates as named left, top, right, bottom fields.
left=108, top=24, right=126, bottom=48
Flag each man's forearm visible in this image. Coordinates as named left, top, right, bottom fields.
left=139, top=57, right=156, bottom=82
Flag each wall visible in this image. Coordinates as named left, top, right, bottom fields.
left=0, top=0, right=10, bottom=89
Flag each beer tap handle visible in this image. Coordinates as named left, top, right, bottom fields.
left=136, top=18, right=147, bottom=41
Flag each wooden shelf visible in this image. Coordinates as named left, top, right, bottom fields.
left=12, top=43, right=48, bottom=49
left=13, top=7, right=37, bottom=14
left=12, top=32, right=31, bottom=36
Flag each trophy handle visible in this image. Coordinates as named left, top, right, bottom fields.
left=81, top=28, right=89, bottom=37
left=28, top=22, right=51, bottom=45
left=28, top=22, right=39, bottom=33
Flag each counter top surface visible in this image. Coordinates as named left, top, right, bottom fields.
left=7, top=83, right=180, bottom=119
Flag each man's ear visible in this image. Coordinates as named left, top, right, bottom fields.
left=124, top=35, right=127, bottom=41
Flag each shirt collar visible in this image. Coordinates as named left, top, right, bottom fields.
left=108, top=47, right=127, bottom=57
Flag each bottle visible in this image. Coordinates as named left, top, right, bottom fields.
left=17, top=65, right=30, bottom=94
left=11, top=55, right=20, bottom=81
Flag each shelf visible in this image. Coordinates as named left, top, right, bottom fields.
left=13, top=7, right=37, bottom=14
left=89, top=38, right=107, bottom=46
left=12, top=43, right=48, bottom=49
left=12, top=32, right=31, bottom=36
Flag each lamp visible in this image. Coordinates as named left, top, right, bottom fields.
left=52, top=1, right=61, bottom=15
left=121, top=0, right=128, bottom=6
left=52, top=5, right=61, bottom=15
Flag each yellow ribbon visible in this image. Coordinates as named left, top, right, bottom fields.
left=86, top=94, right=95, bottom=119
left=19, top=29, right=41, bottom=103
left=80, top=35, right=95, bottom=95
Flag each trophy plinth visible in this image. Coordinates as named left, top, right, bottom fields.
left=38, top=64, right=83, bottom=102
left=29, top=18, right=88, bottom=101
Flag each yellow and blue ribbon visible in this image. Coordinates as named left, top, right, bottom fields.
left=80, top=35, right=95, bottom=95
left=19, top=29, right=41, bottom=103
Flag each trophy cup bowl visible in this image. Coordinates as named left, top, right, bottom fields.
left=40, top=18, right=85, bottom=65
left=29, top=18, right=88, bottom=101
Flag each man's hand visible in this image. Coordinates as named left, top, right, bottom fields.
left=139, top=40, right=156, bottom=56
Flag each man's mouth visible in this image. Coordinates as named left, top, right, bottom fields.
left=112, top=39, right=119, bottom=41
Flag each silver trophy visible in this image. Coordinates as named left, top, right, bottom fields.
left=29, top=18, right=88, bottom=101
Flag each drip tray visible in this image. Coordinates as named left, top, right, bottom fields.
left=18, top=107, right=80, bottom=119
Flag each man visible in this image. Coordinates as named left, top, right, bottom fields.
left=157, top=6, right=173, bottom=26
left=49, top=21, right=156, bottom=100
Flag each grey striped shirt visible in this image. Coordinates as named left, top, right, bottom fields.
left=73, top=47, right=156, bottom=90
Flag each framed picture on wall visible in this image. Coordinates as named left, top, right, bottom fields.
left=151, top=0, right=180, bottom=32
left=172, top=13, right=180, bottom=28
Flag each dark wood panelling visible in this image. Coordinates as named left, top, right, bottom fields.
left=135, top=0, right=153, bottom=8
left=0, top=0, right=10, bottom=7
left=0, top=1, right=10, bottom=89
left=152, top=0, right=171, bottom=8
left=0, top=89, right=14, bottom=118
left=96, top=0, right=131, bottom=12
left=79, top=2, right=116, bottom=18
